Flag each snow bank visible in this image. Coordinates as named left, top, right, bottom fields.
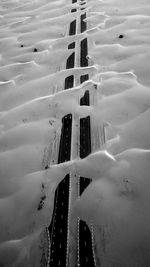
left=72, top=149, right=150, bottom=266
left=0, top=162, right=71, bottom=243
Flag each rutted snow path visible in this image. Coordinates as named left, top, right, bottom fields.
left=0, top=0, right=150, bottom=266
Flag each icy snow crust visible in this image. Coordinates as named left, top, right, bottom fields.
left=0, top=0, right=150, bottom=266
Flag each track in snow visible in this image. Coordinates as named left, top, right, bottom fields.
left=48, top=0, right=96, bottom=266
left=48, top=3, right=76, bottom=266
left=79, top=3, right=95, bottom=267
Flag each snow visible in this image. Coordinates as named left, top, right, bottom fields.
left=0, top=0, right=150, bottom=266
left=72, top=149, right=150, bottom=266
left=0, top=162, right=71, bottom=243
left=104, top=108, right=150, bottom=154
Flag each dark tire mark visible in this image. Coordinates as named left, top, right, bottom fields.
left=48, top=0, right=96, bottom=266
left=48, top=1, right=77, bottom=265
left=79, top=2, right=96, bottom=266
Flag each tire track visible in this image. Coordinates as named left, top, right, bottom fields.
left=48, top=1, right=77, bottom=266
left=79, top=2, right=96, bottom=266
left=47, top=0, right=96, bottom=266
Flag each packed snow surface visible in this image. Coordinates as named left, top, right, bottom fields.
left=0, top=0, right=150, bottom=266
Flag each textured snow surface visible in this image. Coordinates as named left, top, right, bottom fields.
left=0, top=0, right=150, bottom=266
